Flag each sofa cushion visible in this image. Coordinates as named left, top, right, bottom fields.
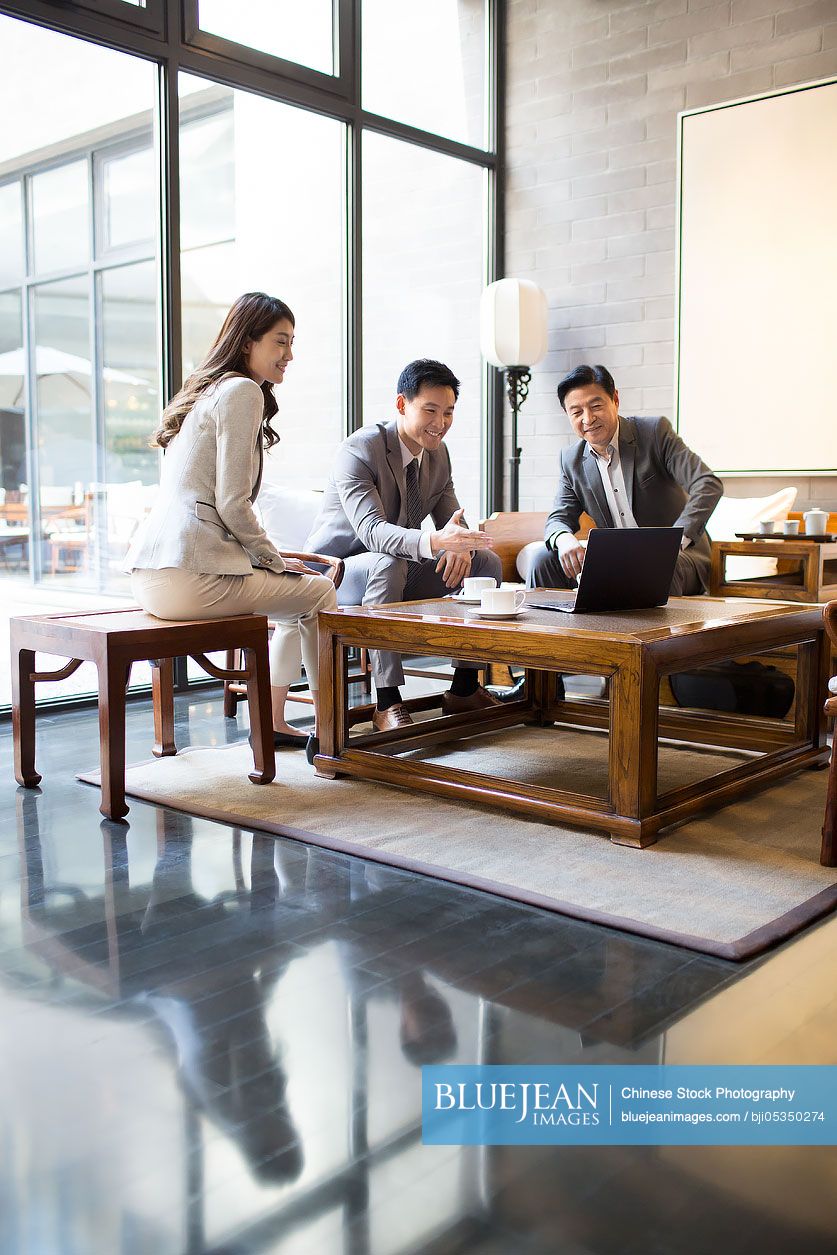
left=706, top=487, right=797, bottom=580
left=257, top=483, right=323, bottom=552
left=516, top=539, right=545, bottom=582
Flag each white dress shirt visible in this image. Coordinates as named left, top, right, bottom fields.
left=589, top=423, right=638, bottom=531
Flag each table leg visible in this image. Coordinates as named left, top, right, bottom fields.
left=359, top=648, right=373, bottom=694
left=525, top=669, right=555, bottom=726
left=314, top=622, right=343, bottom=778
left=608, top=653, right=660, bottom=848
left=223, top=648, right=240, bottom=718
left=151, top=658, right=177, bottom=757
left=12, top=643, right=41, bottom=788
left=244, top=637, right=275, bottom=785
left=795, top=635, right=830, bottom=750
left=97, top=653, right=129, bottom=821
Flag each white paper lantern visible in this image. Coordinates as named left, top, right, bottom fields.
left=479, top=278, right=548, bottom=368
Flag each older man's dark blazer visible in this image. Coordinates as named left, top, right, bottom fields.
left=545, top=415, right=723, bottom=590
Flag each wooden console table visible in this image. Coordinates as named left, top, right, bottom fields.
left=710, top=537, right=837, bottom=603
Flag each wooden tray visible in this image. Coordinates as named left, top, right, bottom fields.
left=734, top=532, right=835, bottom=543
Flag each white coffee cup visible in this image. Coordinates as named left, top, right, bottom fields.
left=462, top=576, right=496, bottom=598
left=782, top=519, right=800, bottom=535
left=803, top=509, right=828, bottom=535
left=480, top=587, right=525, bottom=614
left=758, top=519, right=776, bottom=534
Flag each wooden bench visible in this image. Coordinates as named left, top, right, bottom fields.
left=11, top=609, right=276, bottom=821
left=479, top=510, right=595, bottom=581
left=480, top=509, right=837, bottom=583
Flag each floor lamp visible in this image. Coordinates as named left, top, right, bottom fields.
left=479, top=278, right=548, bottom=511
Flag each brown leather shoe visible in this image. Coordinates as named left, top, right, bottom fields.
left=441, top=685, right=503, bottom=715
left=372, top=703, right=415, bottom=732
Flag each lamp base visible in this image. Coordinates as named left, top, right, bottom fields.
left=506, top=367, right=531, bottom=513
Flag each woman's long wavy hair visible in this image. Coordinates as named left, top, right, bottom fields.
left=152, top=292, right=295, bottom=450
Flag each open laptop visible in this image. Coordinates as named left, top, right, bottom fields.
left=538, top=526, right=683, bottom=614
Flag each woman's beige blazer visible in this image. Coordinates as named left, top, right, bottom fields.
left=126, top=376, right=285, bottom=575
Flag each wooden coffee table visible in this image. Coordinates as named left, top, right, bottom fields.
left=314, top=593, right=830, bottom=855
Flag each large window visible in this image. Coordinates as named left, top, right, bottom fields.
left=362, top=134, right=486, bottom=524
left=362, top=0, right=488, bottom=149
left=0, top=14, right=161, bottom=706
left=179, top=76, right=346, bottom=492
left=0, top=1, right=498, bottom=713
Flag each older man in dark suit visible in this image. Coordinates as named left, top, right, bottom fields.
left=306, top=359, right=502, bottom=732
left=527, top=363, right=722, bottom=594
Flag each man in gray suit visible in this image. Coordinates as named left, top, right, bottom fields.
left=527, top=363, right=722, bottom=594
left=306, top=359, right=502, bottom=731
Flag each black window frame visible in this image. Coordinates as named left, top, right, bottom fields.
left=182, top=0, right=352, bottom=100
left=40, top=0, right=165, bottom=37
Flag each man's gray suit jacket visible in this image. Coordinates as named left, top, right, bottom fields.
left=305, top=419, right=461, bottom=559
left=545, top=415, right=723, bottom=590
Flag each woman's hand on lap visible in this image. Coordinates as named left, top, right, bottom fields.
left=281, top=557, right=312, bottom=574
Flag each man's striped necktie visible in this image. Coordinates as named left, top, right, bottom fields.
left=405, top=458, right=423, bottom=528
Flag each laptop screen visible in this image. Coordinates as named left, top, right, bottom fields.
left=573, top=527, right=683, bottom=612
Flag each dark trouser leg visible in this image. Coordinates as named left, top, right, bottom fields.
left=339, top=552, right=409, bottom=688
left=526, top=544, right=575, bottom=590
left=669, top=548, right=705, bottom=595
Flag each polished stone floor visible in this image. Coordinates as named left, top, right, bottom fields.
left=0, top=692, right=835, bottom=1255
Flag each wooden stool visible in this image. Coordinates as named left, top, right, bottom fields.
left=11, top=608, right=276, bottom=821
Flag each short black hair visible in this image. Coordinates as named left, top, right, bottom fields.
left=556, top=364, right=616, bottom=410
left=397, top=358, right=460, bottom=402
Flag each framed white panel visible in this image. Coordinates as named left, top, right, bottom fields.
left=676, top=79, right=837, bottom=474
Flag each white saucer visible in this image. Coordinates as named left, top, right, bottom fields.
left=448, top=592, right=482, bottom=604
left=466, top=606, right=525, bottom=620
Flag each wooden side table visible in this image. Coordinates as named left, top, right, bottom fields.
left=710, top=538, right=837, bottom=603
left=11, top=608, right=276, bottom=820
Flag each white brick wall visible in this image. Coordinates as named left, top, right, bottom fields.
left=505, top=0, right=837, bottom=512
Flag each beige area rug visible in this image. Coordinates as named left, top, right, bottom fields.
left=79, top=726, right=837, bottom=960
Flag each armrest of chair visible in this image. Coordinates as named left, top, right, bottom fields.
left=282, top=551, right=344, bottom=590
left=824, top=602, right=837, bottom=716
left=824, top=601, right=837, bottom=649
left=479, top=510, right=596, bottom=582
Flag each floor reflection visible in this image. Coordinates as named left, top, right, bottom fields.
left=1, top=696, right=835, bottom=1255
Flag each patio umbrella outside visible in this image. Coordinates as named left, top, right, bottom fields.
left=0, top=345, right=146, bottom=407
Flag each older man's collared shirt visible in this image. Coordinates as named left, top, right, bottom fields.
left=398, top=436, right=433, bottom=560
left=589, top=423, right=638, bottom=530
